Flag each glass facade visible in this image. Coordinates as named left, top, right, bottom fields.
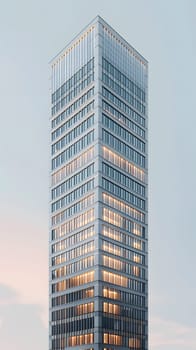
left=50, top=16, right=148, bottom=350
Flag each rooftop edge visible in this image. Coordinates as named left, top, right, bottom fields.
left=49, top=15, right=148, bottom=65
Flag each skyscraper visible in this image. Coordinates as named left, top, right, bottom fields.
left=50, top=16, right=148, bottom=350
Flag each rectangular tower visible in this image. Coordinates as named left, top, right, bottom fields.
left=50, top=16, right=148, bottom=350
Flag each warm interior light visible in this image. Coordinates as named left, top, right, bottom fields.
left=102, top=146, right=145, bottom=182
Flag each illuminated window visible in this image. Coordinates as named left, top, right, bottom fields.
left=103, top=302, right=120, bottom=315
left=102, top=177, right=145, bottom=210
left=76, top=302, right=94, bottom=315
left=102, top=255, right=123, bottom=271
left=52, top=287, right=94, bottom=306
left=52, top=209, right=94, bottom=240
left=68, top=333, right=94, bottom=346
left=52, top=241, right=94, bottom=266
left=52, top=163, right=94, bottom=200
left=86, top=288, right=94, bottom=298
left=52, top=179, right=94, bottom=213
left=102, top=287, right=120, bottom=300
left=52, top=256, right=94, bottom=279
left=102, top=193, right=144, bottom=223
left=102, top=270, right=127, bottom=287
left=129, top=337, right=141, bottom=348
left=132, top=265, right=140, bottom=277
left=102, top=242, right=120, bottom=256
left=52, top=130, right=94, bottom=170
left=101, top=241, right=144, bottom=266
left=52, top=115, right=94, bottom=156
left=102, top=207, right=122, bottom=227
left=102, top=224, right=143, bottom=250
left=103, top=333, right=122, bottom=345
left=133, top=254, right=141, bottom=264
left=52, top=225, right=94, bottom=251
left=52, top=194, right=94, bottom=226
left=52, top=147, right=94, bottom=185
left=102, top=225, right=121, bottom=241
left=133, top=239, right=142, bottom=250
left=54, top=270, right=94, bottom=292
left=102, top=146, right=145, bottom=182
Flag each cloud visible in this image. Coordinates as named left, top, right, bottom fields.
left=150, top=316, right=196, bottom=350
left=0, top=283, right=19, bottom=305
left=0, top=284, right=18, bottom=299
left=0, top=303, right=47, bottom=350
left=0, top=218, right=48, bottom=308
left=0, top=283, right=48, bottom=350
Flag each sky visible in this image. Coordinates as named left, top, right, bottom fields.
left=0, top=0, right=196, bottom=349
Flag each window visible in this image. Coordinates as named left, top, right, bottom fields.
left=102, top=57, right=145, bottom=103
left=52, top=194, right=94, bottom=226
left=52, top=115, right=94, bottom=155
left=52, top=130, right=94, bottom=170
left=102, top=73, right=145, bottom=114
left=52, top=225, right=94, bottom=252
left=102, top=254, right=144, bottom=277
left=102, top=270, right=128, bottom=288
left=52, top=287, right=94, bottom=307
left=102, top=162, right=145, bottom=197
left=102, top=100, right=145, bottom=139
left=52, top=87, right=94, bottom=129
left=52, top=241, right=94, bottom=266
left=102, top=146, right=145, bottom=182
left=68, top=333, right=94, bottom=346
left=102, top=224, right=144, bottom=251
left=52, top=147, right=94, bottom=186
left=52, top=270, right=95, bottom=293
left=102, top=287, right=146, bottom=307
left=52, top=256, right=94, bottom=279
left=101, top=270, right=145, bottom=293
left=52, top=163, right=94, bottom=200
left=52, top=58, right=94, bottom=116
left=51, top=179, right=94, bottom=212
left=102, top=114, right=145, bottom=153
left=102, top=87, right=145, bottom=127
left=102, top=129, right=145, bottom=168
left=52, top=101, right=94, bottom=141
left=51, top=209, right=94, bottom=240
left=129, top=338, right=141, bottom=349
left=52, top=302, right=94, bottom=321
left=102, top=178, right=145, bottom=210
left=102, top=207, right=144, bottom=235
left=102, top=193, right=145, bottom=223
left=103, top=333, right=122, bottom=346
left=103, top=302, right=120, bottom=315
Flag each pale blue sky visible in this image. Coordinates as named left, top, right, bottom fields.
left=0, top=1, right=196, bottom=349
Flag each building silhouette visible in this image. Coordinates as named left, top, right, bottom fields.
left=50, top=15, right=148, bottom=350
